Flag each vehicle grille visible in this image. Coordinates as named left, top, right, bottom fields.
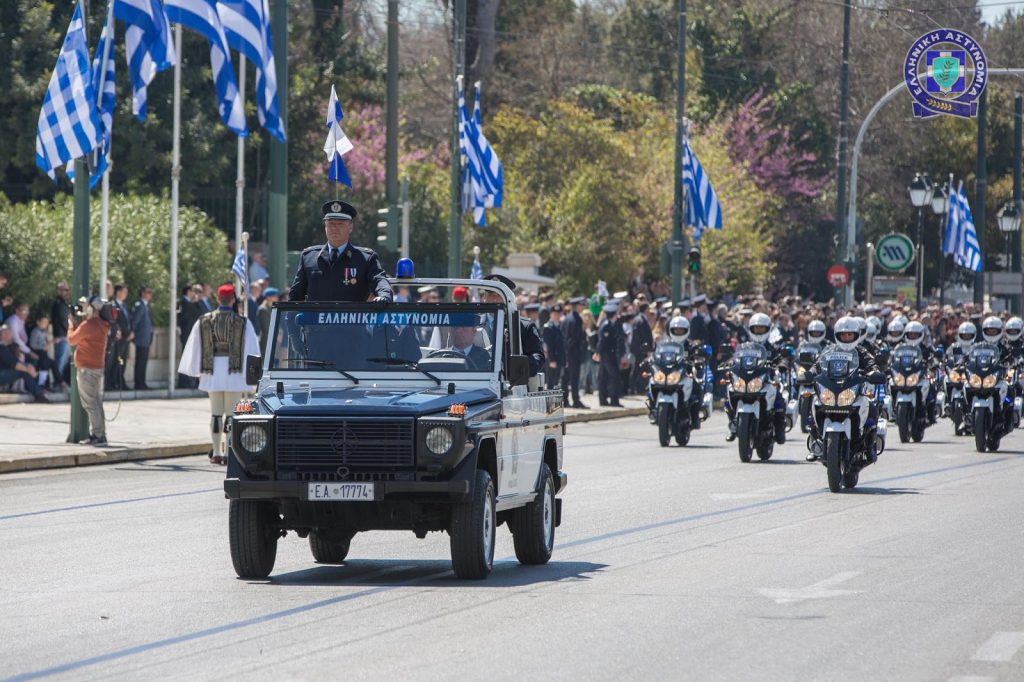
left=276, top=418, right=415, bottom=473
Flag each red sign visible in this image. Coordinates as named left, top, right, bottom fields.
left=827, top=264, right=850, bottom=287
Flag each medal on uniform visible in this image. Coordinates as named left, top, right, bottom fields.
left=343, top=267, right=358, bottom=285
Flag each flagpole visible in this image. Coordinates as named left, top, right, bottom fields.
left=168, top=23, right=182, bottom=398
left=241, top=231, right=250, bottom=319
left=235, top=54, right=246, bottom=258
left=97, top=1, right=114, bottom=298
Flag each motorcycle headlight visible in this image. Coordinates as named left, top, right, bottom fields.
left=652, top=370, right=666, bottom=384
left=796, top=369, right=807, bottom=381
left=425, top=426, right=455, bottom=455
left=731, top=377, right=746, bottom=392
left=906, top=373, right=920, bottom=387
left=239, top=423, right=269, bottom=454
left=893, top=373, right=905, bottom=387
left=948, top=370, right=962, bottom=383
left=1006, top=370, right=1016, bottom=382
left=983, top=374, right=998, bottom=389
left=837, top=388, right=858, bottom=406
left=666, top=371, right=682, bottom=385
left=969, top=373, right=983, bottom=388
left=818, top=386, right=836, bottom=406
left=746, top=377, right=764, bottom=393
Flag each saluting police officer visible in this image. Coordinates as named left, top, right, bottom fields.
left=289, top=200, right=394, bottom=306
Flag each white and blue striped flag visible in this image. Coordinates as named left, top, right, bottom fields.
left=67, top=4, right=117, bottom=188
left=458, top=79, right=503, bottom=227
left=35, top=5, right=103, bottom=180
left=470, top=257, right=483, bottom=281
left=943, top=181, right=983, bottom=272
left=231, top=246, right=248, bottom=294
left=682, top=136, right=723, bottom=242
left=323, top=85, right=353, bottom=186
left=165, top=0, right=248, bottom=136
left=217, top=0, right=286, bottom=141
left=113, top=0, right=177, bottom=121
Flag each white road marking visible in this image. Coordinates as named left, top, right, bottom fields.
left=971, top=632, right=1024, bottom=662
left=758, top=571, right=862, bottom=604
left=948, top=676, right=995, bottom=682
left=710, top=485, right=790, bottom=501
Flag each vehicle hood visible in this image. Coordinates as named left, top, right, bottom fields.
left=258, top=385, right=498, bottom=416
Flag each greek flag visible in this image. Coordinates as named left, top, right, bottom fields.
left=459, top=79, right=503, bottom=227
left=231, top=246, right=248, bottom=292
left=113, top=0, right=177, bottom=121
left=323, top=85, right=353, bottom=186
left=470, top=257, right=483, bottom=281
left=217, top=0, right=286, bottom=141
left=682, top=137, right=723, bottom=242
left=165, top=0, right=248, bottom=136
left=68, top=5, right=117, bottom=188
left=35, top=5, right=103, bottom=181
left=943, top=181, right=983, bottom=273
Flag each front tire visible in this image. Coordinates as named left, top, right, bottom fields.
left=825, top=433, right=843, bottom=493
left=450, top=469, right=496, bottom=579
left=756, top=439, right=774, bottom=461
left=896, top=402, right=912, bottom=443
left=974, top=407, right=989, bottom=453
left=512, top=465, right=555, bottom=565
left=229, top=500, right=279, bottom=579
left=737, top=412, right=754, bottom=463
left=309, top=529, right=354, bottom=564
left=657, top=405, right=673, bottom=447
left=799, top=396, right=812, bottom=433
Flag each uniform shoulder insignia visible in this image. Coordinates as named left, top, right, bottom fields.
left=353, top=245, right=376, bottom=255
left=302, top=244, right=323, bottom=253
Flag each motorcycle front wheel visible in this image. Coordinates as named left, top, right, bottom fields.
left=825, top=433, right=843, bottom=493
left=657, top=405, right=673, bottom=447
left=974, top=406, right=989, bottom=453
left=896, top=402, right=912, bottom=444
left=737, top=412, right=754, bottom=463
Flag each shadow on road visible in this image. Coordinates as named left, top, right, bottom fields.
left=114, top=461, right=223, bottom=474
left=264, top=559, right=607, bottom=587
left=849, top=487, right=920, bottom=495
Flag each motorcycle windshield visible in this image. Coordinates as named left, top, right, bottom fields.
left=820, top=349, right=858, bottom=379
left=893, top=346, right=921, bottom=369
left=734, top=344, right=767, bottom=370
left=797, top=344, right=820, bottom=365
left=968, top=344, right=999, bottom=373
left=654, top=343, right=683, bottom=366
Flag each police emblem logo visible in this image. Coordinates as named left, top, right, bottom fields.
left=904, top=29, right=986, bottom=119
left=331, top=202, right=342, bottom=212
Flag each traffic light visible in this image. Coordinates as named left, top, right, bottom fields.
left=687, top=247, right=701, bottom=275
left=376, top=206, right=399, bottom=249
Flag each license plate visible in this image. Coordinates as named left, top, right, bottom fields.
left=308, top=482, right=375, bottom=501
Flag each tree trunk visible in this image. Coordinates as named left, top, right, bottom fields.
left=470, top=0, right=500, bottom=91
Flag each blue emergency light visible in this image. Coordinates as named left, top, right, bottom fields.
left=396, top=258, right=415, bottom=279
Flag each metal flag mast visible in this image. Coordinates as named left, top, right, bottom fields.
left=97, top=0, right=115, bottom=298
left=168, top=23, right=182, bottom=398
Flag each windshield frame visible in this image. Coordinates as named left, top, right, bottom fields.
left=263, top=301, right=506, bottom=382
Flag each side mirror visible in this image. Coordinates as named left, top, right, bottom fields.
left=245, top=354, right=263, bottom=385
left=507, top=355, right=530, bottom=386
left=784, top=344, right=795, bottom=358
left=704, top=344, right=713, bottom=358
left=935, top=346, right=945, bottom=357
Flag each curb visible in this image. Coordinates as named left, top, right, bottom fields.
left=0, top=389, right=205, bottom=406
left=0, top=408, right=647, bottom=475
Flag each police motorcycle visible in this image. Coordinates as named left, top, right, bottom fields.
left=793, top=320, right=827, bottom=433
left=645, top=317, right=710, bottom=447
left=942, top=322, right=976, bottom=435
left=888, top=321, right=934, bottom=444
left=1003, top=317, right=1024, bottom=429
left=723, top=314, right=787, bottom=462
left=811, top=324, right=886, bottom=492
left=963, top=317, right=1014, bottom=452
left=864, top=317, right=891, bottom=421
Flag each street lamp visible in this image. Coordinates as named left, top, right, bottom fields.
left=908, top=173, right=934, bottom=309
left=930, top=182, right=949, bottom=308
left=998, top=202, right=1021, bottom=277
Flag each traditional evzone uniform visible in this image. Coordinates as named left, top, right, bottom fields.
left=178, top=287, right=259, bottom=464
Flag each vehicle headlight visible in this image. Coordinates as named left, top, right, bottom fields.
left=969, top=373, right=983, bottom=388
left=747, top=377, right=764, bottom=393
left=893, top=373, right=905, bottom=387
left=983, top=374, right=998, bottom=388
left=425, top=426, right=454, bottom=455
left=666, top=371, right=682, bottom=385
left=796, top=369, right=807, bottom=381
left=818, top=386, right=836, bottom=406
left=906, top=373, right=920, bottom=387
left=652, top=370, right=666, bottom=384
left=948, top=370, right=962, bottom=383
left=239, top=423, right=268, bottom=454
left=837, top=388, right=858, bottom=406
left=732, top=377, right=746, bottom=392
left=1006, top=370, right=1016, bottom=382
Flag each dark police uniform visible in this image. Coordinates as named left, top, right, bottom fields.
left=597, top=305, right=626, bottom=406
left=542, top=306, right=566, bottom=390
left=288, top=201, right=394, bottom=303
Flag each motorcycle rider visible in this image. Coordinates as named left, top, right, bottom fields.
left=903, top=320, right=938, bottom=423
left=976, top=316, right=1015, bottom=436
left=649, top=316, right=706, bottom=427
left=886, top=319, right=906, bottom=347
left=949, top=321, right=977, bottom=364
left=805, top=319, right=827, bottom=345
left=1003, top=317, right=1024, bottom=360
left=725, top=312, right=786, bottom=443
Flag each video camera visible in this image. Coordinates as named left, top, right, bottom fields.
left=73, top=296, right=117, bottom=323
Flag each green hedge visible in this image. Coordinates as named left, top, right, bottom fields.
left=0, top=193, right=228, bottom=325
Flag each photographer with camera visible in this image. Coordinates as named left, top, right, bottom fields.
left=67, top=297, right=113, bottom=445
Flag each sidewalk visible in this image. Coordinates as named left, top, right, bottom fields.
left=0, top=394, right=648, bottom=474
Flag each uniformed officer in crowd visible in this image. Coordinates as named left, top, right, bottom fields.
left=289, top=200, right=394, bottom=305
left=481, top=274, right=545, bottom=376
left=560, top=296, right=588, bottom=408
left=595, top=302, right=626, bottom=407
left=543, top=303, right=566, bottom=391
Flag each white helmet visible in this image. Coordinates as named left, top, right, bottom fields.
left=956, top=322, right=977, bottom=349
left=746, top=313, right=772, bottom=344
left=668, top=316, right=690, bottom=342
left=806, top=319, right=827, bottom=343
left=887, top=320, right=906, bottom=344
left=865, top=319, right=879, bottom=342
left=895, top=314, right=909, bottom=328
left=981, top=316, right=1004, bottom=344
left=834, top=316, right=861, bottom=352
left=852, top=317, right=868, bottom=345
left=904, top=320, right=926, bottom=347
left=1006, top=317, right=1023, bottom=343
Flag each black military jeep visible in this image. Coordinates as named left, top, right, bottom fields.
left=225, top=278, right=566, bottom=579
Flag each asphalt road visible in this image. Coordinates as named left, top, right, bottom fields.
left=2, top=412, right=1024, bottom=681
